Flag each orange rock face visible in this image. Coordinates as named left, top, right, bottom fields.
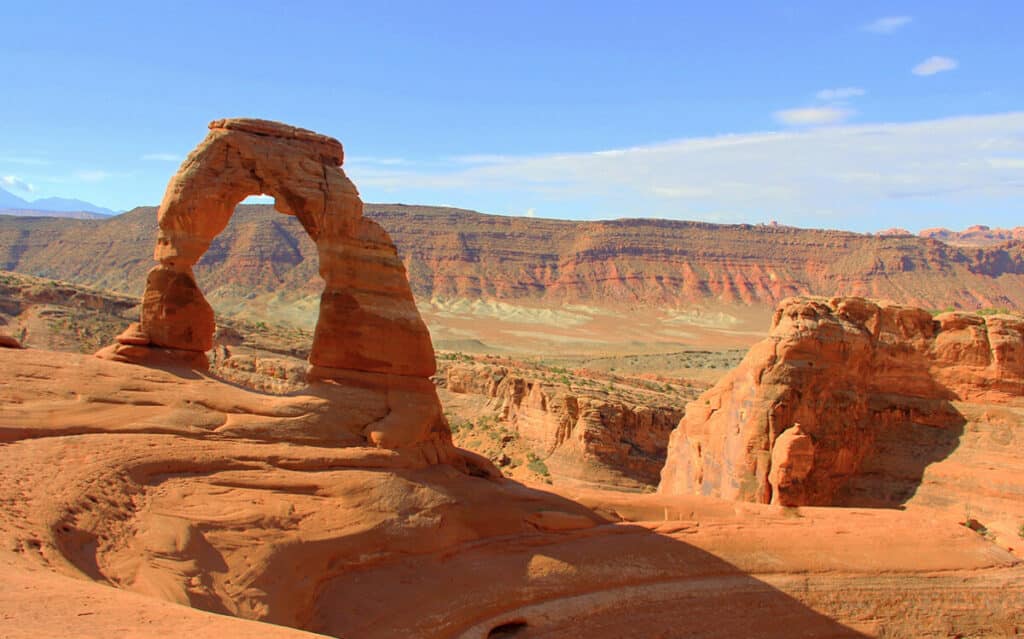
left=95, top=119, right=441, bottom=454
left=101, top=118, right=434, bottom=379
left=660, top=297, right=1024, bottom=522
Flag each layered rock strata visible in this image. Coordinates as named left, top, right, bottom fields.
left=5, top=206, right=1024, bottom=321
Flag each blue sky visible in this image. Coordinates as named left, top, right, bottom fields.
left=2, top=1, right=1023, bottom=231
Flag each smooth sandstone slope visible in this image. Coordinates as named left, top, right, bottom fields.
left=659, top=296, right=1024, bottom=548
left=0, top=348, right=1022, bottom=637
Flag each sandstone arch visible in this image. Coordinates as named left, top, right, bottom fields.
left=107, top=118, right=434, bottom=379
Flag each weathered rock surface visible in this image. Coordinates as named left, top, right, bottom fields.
left=1, top=351, right=1021, bottom=637
left=93, top=119, right=442, bottom=454
left=660, top=297, right=1024, bottom=545
left=440, top=359, right=684, bottom=489
left=99, top=119, right=433, bottom=380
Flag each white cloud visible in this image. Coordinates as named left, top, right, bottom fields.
left=72, top=170, right=114, bottom=182
left=525, top=208, right=536, bottom=217
left=864, top=16, right=912, bottom=34
left=912, top=56, right=958, bottom=76
left=774, top=106, right=855, bottom=126
left=1, top=175, right=35, bottom=192
left=346, top=155, right=409, bottom=166
left=651, top=186, right=713, bottom=199
left=348, top=112, right=1024, bottom=227
left=0, top=156, right=49, bottom=166
left=816, top=87, right=866, bottom=102
left=987, top=157, right=1024, bottom=169
left=142, top=153, right=180, bottom=162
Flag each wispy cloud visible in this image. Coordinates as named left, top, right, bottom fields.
left=1, top=175, right=35, bottom=193
left=348, top=112, right=1024, bottom=227
left=346, top=155, right=409, bottom=166
left=912, top=56, right=959, bottom=76
left=987, top=157, right=1024, bottom=169
left=774, top=106, right=855, bottom=126
left=0, top=155, right=49, bottom=166
left=864, top=16, right=912, bottom=34
left=72, top=170, right=115, bottom=182
left=816, top=87, right=866, bottom=101
left=141, top=153, right=181, bottom=162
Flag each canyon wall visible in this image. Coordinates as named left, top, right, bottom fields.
left=2, top=206, right=1023, bottom=317
left=440, top=360, right=683, bottom=489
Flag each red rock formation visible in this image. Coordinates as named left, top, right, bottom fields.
left=5, top=206, right=1024, bottom=320
left=99, top=118, right=433, bottom=378
left=442, top=360, right=683, bottom=488
left=660, top=297, right=1024, bottom=517
left=96, top=119, right=443, bottom=456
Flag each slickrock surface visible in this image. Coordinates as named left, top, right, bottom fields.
left=0, top=351, right=1021, bottom=637
left=660, top=296, right=1024, bottom=550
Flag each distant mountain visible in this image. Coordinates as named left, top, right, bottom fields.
left=919, top=225, right=1024, bottom=247
left=0, top=186, right=116, bottom=217
left=0, top=186, right=30, bottom=209
left=0, top=209, right=108, bottom=220
left=27, top=197, right=116, bottom=216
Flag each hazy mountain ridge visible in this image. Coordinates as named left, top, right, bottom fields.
left=1, top=204, right=1022, bottom=320
left=0, top=185, right=116, bottom=217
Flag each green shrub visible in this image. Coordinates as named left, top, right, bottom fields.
left=526, top=452, right=550, bottom=477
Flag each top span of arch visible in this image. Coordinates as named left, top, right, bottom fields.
left=209, top=118, right=345, bottom=166
left=154, top=118, right=361, bottom=267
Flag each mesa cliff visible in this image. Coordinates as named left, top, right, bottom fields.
left=2, top=205, right=1023, bottom=322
